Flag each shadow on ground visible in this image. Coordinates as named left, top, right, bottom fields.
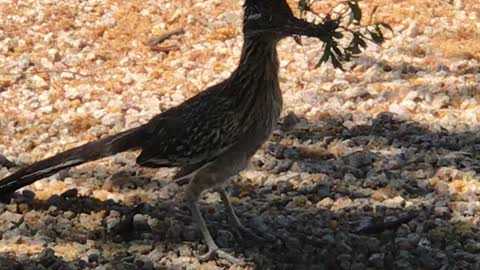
left=0, top=112, right=479, bottom=270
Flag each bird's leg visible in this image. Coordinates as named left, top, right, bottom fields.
left=216, top=187, right=264, bottom=241
left=186, top=177, right=245, bottom=265
left=188, top=200, right=244, bottom=264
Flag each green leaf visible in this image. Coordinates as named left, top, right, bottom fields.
left=369, top=31, right=384, bottom=44
left=348, top=0, right=362, bottom=22
left=331, top=55, right=344, bottom=70
left=316, top=43, right=332, bottom=68
left=333, top=31, right=344, bottom=39
left=369, top=6, right=379, bottom=24
left=378, top=22, right=393, bottom=32
left=358, top=37, right=367, bottom=48
left=332, top=45, right=343, bottom=59
left=348, top=42, right=361, bottom=55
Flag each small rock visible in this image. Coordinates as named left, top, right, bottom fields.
left=351, top=262, right=366, bottom=270
left=337, top=253, right=351, bottom=270
left=122, top=74, right=134, bottom=85
left=36, top=248, right=57, bottom=267
left=105, top=213, right=121, bottom=232
left=371, top=190, right=388, bottom=202
left=406, top=22, right=419, bottom=37
left=389, top=103, right=407, bottom=116
left=344, top=87, right=368, bottom=99
left=331, top=197, right=353, bottom=211
left=368, top=253, right=385, bottom=268
left=101, top=112, right=124, bottom=126
left=0, top=211, right=23, bottom=224
left=383, top=196, right=405, bottom=208
left=0, top=154, right=16, bottom=168
left=343, top=151, right=375, bottom=168
left=147, top=246, right=165, bottom=262
left=272, top=159, right=293, bottom=173
left=133, top=214, right=150, bottom=231
left=281, top=111, right=301, bottom=130
left=276, top=180, right=293, bottom=194
left=401, top=100, right=416, bottom=110
left=64, top=86, right=82, bottom=99
left=285, top=237, right=301, bottom=250
left=134, top=256, right=154, bottom=270
left=316, top=197, right=334, bottom=209
left=433, top=206, right=449, bottom=217
left=61, top=72, right=75, bottom=79
left=366, top=238, right=382, bottom=252
left=454, top=0, right=464, bottom=10
left=215, top=229, right=235, bottom=248
left=17, top=54, right=32, bottom=70
left=47, top=49, right=60, bottom=62
left=88, top=254, right=99, bottom=263
left=178, top=245, right=192, bottom=257
left=431, top=94, right=450, bottom=109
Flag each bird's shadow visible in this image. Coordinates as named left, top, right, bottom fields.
left=1, top=111, right=480, bottom=269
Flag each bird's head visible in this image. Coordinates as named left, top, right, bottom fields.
left=243, top=0, right=328, bottom=40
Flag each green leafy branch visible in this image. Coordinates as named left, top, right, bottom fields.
left=297, top=0, right=392, bottom=70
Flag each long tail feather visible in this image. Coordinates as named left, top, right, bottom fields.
left=0, top=126, right=147, bottom=194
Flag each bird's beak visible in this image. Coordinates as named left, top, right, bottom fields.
left=282, top=16, right=330, bottom=42
left=245, top=15, right=333, bottom=43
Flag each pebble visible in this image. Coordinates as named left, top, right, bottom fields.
left=133, top=214, right=150, bottom=231
left=47, top=49, right=60, bottom=62
left=316, top=197, right=334, bottom=209
left=368, top=253, right=385, bottom=268
left=0, top=211, right=23, bottom=224
left=17, top=54, right=32, bottom=70
left=383, top=196, right=405, bottom=208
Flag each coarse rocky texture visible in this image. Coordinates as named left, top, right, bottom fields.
left=0, top=0, right=480, bottom=269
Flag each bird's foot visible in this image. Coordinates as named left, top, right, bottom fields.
left=195, top=245, right=245, bottom=266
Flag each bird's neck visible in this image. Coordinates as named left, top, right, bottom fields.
left=233, top=36, right=280, bottom=83
left=226, top=35, right=283, bottom=125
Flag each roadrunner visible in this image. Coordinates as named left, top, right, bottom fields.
left=0, top=0, right=329, bottom=264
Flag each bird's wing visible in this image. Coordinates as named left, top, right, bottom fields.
left=136, top=91, right=242, bottom=168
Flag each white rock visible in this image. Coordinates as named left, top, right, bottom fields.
left=0, top=211, right=23, bottom=224
left=101, top=112, right=123, bottom=126
left=431, top=94, right=450, bottom=109
left=383, top=196, right=405, bottom=208
left=401, top=100, right=416, bottom=111
left=44, top=32, right=53, bottom=44
left=406, top=22, right=419, bottom=37
left=389, top=103, right=407, bottom=116
left=64, top=86, right=82, bottom=99
left=39, top=105, right=53, bottom=114
left=17, top=54, right=32, bottom=70
left=31, top=75, right=48, bottom=89
left=404, top=91, right=418, bottom=101
left=171, top=92, right=185, bottom=103
left=316, top=197, right=334, bottom=209
left=344, top=87, right=367, bottom=99
left=47, top=49, right=60, bottom=62
left=60, top=72, right=75, bottom=79
left=1, top=38, right=17, bottom=53
left=455, top=0, right=464, bottom=10
left=122, top=74, right=134, bottom=85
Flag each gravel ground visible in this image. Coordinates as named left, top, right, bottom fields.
left=1, top=0, right=480, bottom=269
